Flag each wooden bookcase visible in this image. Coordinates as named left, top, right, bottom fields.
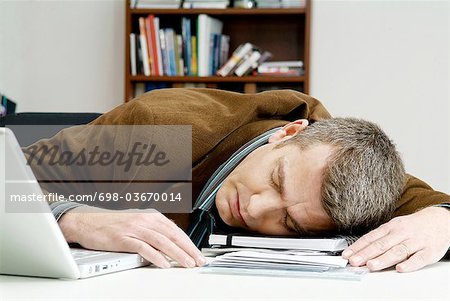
left=124, top=0, right=310, bottom=102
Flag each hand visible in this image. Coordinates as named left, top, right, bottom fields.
left=342, top=206, right=450, bottom=272
left=59, top=206, right=206, bottom=269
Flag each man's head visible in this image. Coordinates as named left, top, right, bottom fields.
left=215, top=117, right=405, bottom=236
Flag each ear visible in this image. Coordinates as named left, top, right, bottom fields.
left=268, top=119, right=309, bottom=143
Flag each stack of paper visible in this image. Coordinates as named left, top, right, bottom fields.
left=208, top=250, right=348, bottom=271
left=200, top=233, right=367, bottom=280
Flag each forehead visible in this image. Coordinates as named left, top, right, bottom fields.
left=282, top=143, right=335, bottom=231
left=281, top=143, right=334, bottom=206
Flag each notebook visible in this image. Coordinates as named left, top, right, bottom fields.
left=0, top=128, right=149, bottom=279
left=209, top=233, right=359, bottom=252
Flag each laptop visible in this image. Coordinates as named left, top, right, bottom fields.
left=0, top=127, right=149, bottom=279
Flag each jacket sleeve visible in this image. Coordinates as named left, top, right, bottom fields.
left=394, top=174, right=450, bottom=216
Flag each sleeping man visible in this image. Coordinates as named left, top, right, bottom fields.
left=22, top=88, right=450, bottom=272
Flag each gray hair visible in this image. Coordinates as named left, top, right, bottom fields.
left=284, top=117, right=405, bottom=234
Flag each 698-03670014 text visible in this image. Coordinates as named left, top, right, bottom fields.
left=8, top=192, right=183, bottom=203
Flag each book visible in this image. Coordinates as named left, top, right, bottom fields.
left=191, top=36, right=198, bottom=75
left=234, top=49, right=261, bottom=76
left=181, top=17, right=192, bottom=75
left=174, top=33, right=181, bottom=76
left=135, top=0, right=181, bottom=9
left=257, top=60, right=304, bottom=76
left=153, top=17, right=164, bottom=76
left=144, top=17, right=155, bottom=75
left=183, top=0, right=229, bottom=9
left=159, top=29, right=170, bottom=76
left=219, top=35, right=230, bottom=69
left=145, top=15, right=158, bottom=76
left=259, top=60, right=304, bottom=68
left=281, top=0, right=306, bottom=8
left=176, top=34, right=184, bottom=75
left=209, top=33, right=221, bottom=75
left=208, top=233, right=358, bottom=252
left=217, top=42, right=253, bottom=77
left=136, top=36, right=143, bottom=75
left=165, top=28, right=177, bottom=76
left=138, top=17, right=151, bottom=76
left=129, top=33, right=137, bottom=76
left=197, top=14, right=223, bottom=76
left=256, top=50, right=273, bottom=66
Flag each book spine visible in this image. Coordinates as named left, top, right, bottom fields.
left=259, top=60, right=304, bottom=68
left=129, top=33, right=137, bottom=76
left=234, top=50, right=261, bottom=77
left=148, top=15, right=160, bottom=76
left=144, top=17, right=155, bottom=75
left=219, top=35, right=230, bottom=69
left=217, top=42, right=253, bottom=77
left=159, top=29, right=169, bottom=76
left=181, top=17, right=192, bottom=76
left=197, top=14, right=207, bottom=76
left=208, top=33, right=216, bottom=76
left=138, top=17, right=151, bottom=76
left=177, top=35, right=184, bottom=76
left=165, top=29, right=176, bottom=76
left=256, top=51, right=273, bottom=66
left=136, top=37, right=143, bottom=75
left=212, top=34, right=221, bottom=75
left=154, top=17, right=164, bottom=76
left=191, top=36, right=198, bottom=76
left=174, top=34, right=181, bottom=76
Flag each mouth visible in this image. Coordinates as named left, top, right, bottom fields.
left=231, top=192, right=248, bottom=228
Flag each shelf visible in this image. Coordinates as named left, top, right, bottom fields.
left=124, top=0, right=311, bottom=100
left=130, top=76, right=306, bottom=83
left=129, top=8, right=306, bottom=16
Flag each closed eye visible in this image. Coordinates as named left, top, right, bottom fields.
left=268, top=161, right=281, bottom=193
left=283, top=211, right=297, bottom=234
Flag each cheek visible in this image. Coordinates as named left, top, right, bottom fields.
left=215, top=186, right=229, bottom=217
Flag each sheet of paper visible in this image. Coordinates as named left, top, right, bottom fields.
left=214, top=250, right=348, bottom=268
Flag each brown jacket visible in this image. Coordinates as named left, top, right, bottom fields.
left=26, top=88, right=449, bottom=229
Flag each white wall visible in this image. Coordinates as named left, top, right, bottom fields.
left=1, top=0, right=448, bottom=192
left=0, top=0, right=125, bottom=113
left=310, top=0, right=449, bottom=193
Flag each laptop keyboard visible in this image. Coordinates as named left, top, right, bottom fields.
left=71, top=249, right=108, bottom=260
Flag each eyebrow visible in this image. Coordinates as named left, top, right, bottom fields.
left=278, top=159, right=314, bottom=236
left=277, top=158, right=287, bottom=200
left=278, top=159, right=306, bottom=235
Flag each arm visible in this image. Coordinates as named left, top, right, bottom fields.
left=343, top=175, right=450, bottom=272
left=58, top=205, right=206, bottom=269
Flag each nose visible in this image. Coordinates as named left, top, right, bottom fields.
left=245, top=192, right=283, bottom=221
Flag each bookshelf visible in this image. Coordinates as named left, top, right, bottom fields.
left=124, top=1, right=310, bottom=102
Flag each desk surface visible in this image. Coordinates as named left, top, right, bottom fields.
left=0, top=262, right=449, bottom=301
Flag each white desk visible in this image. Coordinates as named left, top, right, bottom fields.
left=0, top=262, right=449, bottom=301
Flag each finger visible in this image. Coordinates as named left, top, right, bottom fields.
left=136, top=227, right=197, bottom=268
left=151, top=215, right=206, bottom=266
left=396, top=250, right=432, bottom=273
left=120, top=237, right=171, bottom=268
left=347, top=232, right=405, bottom=267
left=342, top=225, right=390, bottom=259
left=365, top=241, right=419, bottom=271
